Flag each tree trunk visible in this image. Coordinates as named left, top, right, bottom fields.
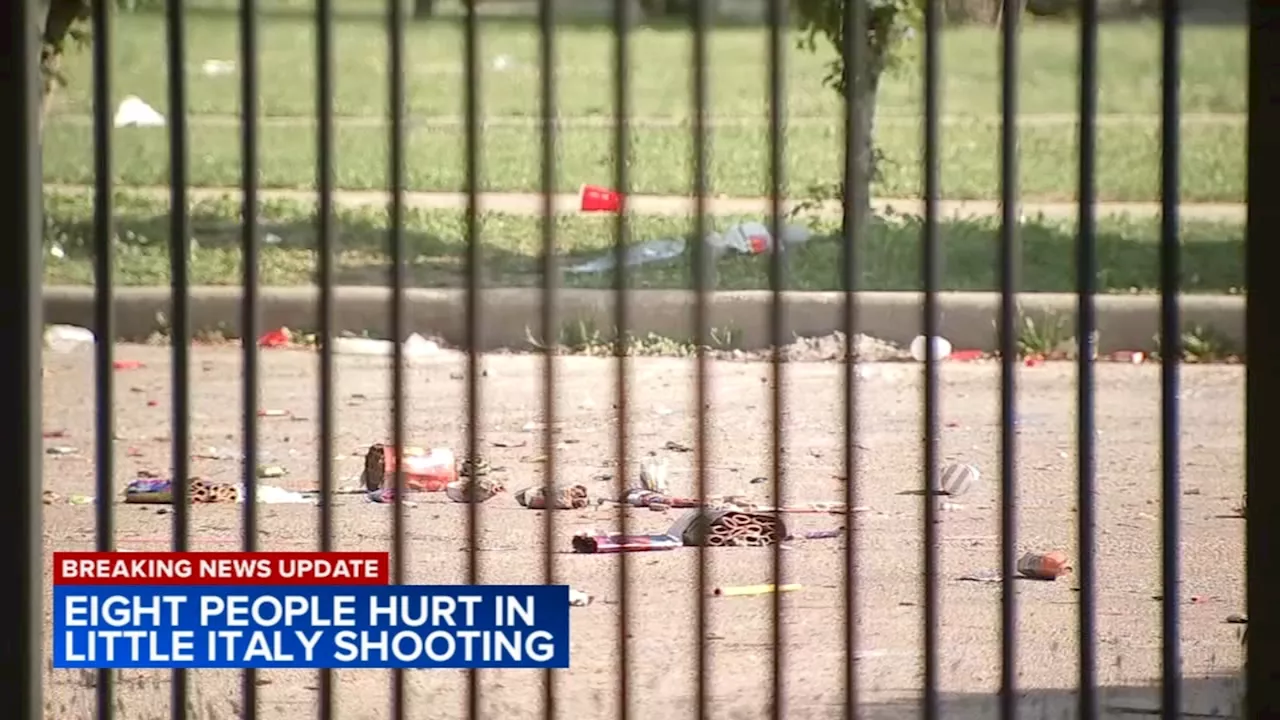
left=40, top=0, right=84, bottom=136
left=839, top=61, right=881, bottom=243
left=412, top=0, right=434, bottom=18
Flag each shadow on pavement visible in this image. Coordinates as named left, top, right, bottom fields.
left=854, top=672, right=1243, bottom=720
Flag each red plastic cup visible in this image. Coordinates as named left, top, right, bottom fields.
left=579, top=184, right=622, bottom=213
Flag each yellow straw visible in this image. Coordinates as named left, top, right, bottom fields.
left=713, top=583, right=802, bottom=597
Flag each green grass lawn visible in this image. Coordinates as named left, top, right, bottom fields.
left=43, top=190, right=1244, bottom=293
left=43, top=119, right=1243, bottom=201
left=54, top=12, right=1246, bottom=118
left=42, top=14, right=1246, bottom=202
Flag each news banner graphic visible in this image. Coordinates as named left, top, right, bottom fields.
left=53, top=552, right=570, bottom=670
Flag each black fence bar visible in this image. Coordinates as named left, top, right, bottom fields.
left=460, top=0, right=482, bottom=717
left=690, top=0, right=711, bottom=714
left=537, top=0, right=558, bottom=716
left=387, top=0, right=409, bottom=715
left=1158, top=1, right=1183, bottom=718
left=998, top=1, right=1020, bottom=717
left=91, top=0, right=117, bottom=715
left=239, top=0, right=261, bottom=709
left=767, top=0, right=786, bottom=711
left=164, top=0, right=192, bottom=714
left=840, top=0, right=867, bottom=715
left=0, top=0, right=44, bottom=713
left=611, top=0, right=632, bottom=717
left=1246, top=2, right=1280, bottom=717
left=314, top=0, right=337, bottom=713
left=1075, top=0, right=1100, bottom=717
left=920, top=0, right=941, bottom=717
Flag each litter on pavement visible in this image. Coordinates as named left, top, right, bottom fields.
left=713, top=583, right=802, bottom=597
left=44, top=324, right=95, bottom=352
left=333, top=333, right=440, bottom=358
left=571, top=531, right=682, bottom=554
left=515, top=484, right=590, bottom=510
left=1016, top=551, right=1072, bottom=580
left=361, top=444, right=457, bottom=493
left=563, top=217, right=814, bottom=275
left=909, top=334, right=953, bottom=362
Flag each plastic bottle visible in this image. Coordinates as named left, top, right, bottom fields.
left=397, top=448, right=457, bottom=492
left=712, top=222, right=814, bottom=256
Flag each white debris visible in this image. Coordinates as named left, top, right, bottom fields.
left=333, top=333, right=440, bottom=358
left=909, top=335, right=953, bottom=362
left=44, top=324, right=95, bottom=353
left=201, top=59, right=236, bottom=76
left=240, top=484, right=311, bottom=504
left=403, top=333, right=441, bottom=357
left=113, top=95, right=166, bottom=128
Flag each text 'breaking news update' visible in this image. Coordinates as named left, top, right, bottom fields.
left=53, top=552, right=571, bottom=670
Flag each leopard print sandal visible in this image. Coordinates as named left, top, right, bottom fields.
left=457, top=454, right=492, bottom=478
left=188, top=478, right=242, bottom=504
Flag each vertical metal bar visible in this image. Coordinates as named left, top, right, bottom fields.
left=387, top=0, right=408, bottom=716
left=0, top=0, right=44, bottom=713
left=920, top=0, right=941, bottom=717
left=690, top=0, right=709, bottom=714
left=841, top=0, right=867, bottom=715
left=165, top=0, right=192, bottom=711
left=91, top=0, right=117, bottom=712
left=1158, top=1, right=1182, bottom=718
left=239, top=0, right=261, bottom=710
left=1245, top=4, right=1280, bottom=718
left=1075, top=0, right=1099, bottom=717
left=998, top=2, right=1020, bottom=719
left=766, top=0, right=786, bottom=711
left=537, top=0, right=557, bottom=715
left=611, top=0, right=632, bottom=715
left=461, top=0, right=481, bottom=716
left=314, top=0, right=336, bottom=709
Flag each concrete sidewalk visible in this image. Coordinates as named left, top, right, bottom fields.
left=45, top=183, right=1247, bottom=221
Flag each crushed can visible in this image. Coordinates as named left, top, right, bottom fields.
left=515, top=484, right=589, bottom=510
left=666, top=508, right=788, bottom=547
left=124, top=477, right=174, bottom=504
left=1017, top=551, right=1071, bottom=580
left=361, top=444, right=456, bottom=493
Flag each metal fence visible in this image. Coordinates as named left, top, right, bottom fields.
left=2, top=0, right=1278, bottom=718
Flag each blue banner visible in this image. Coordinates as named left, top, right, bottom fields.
left=54, top=585, right=570, bottom=669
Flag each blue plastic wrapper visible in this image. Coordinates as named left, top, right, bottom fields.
left=124, top=477, right=173, bottom=504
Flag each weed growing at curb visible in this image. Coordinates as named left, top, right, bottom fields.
left=1150, top=324, right=1245, bottom=363
left=525, top=319, right=742, bottom=357
left=1014, top=309, right=1076, bottom=359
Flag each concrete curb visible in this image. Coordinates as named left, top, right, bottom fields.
left=44, top=286, right=1245, bottom=354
